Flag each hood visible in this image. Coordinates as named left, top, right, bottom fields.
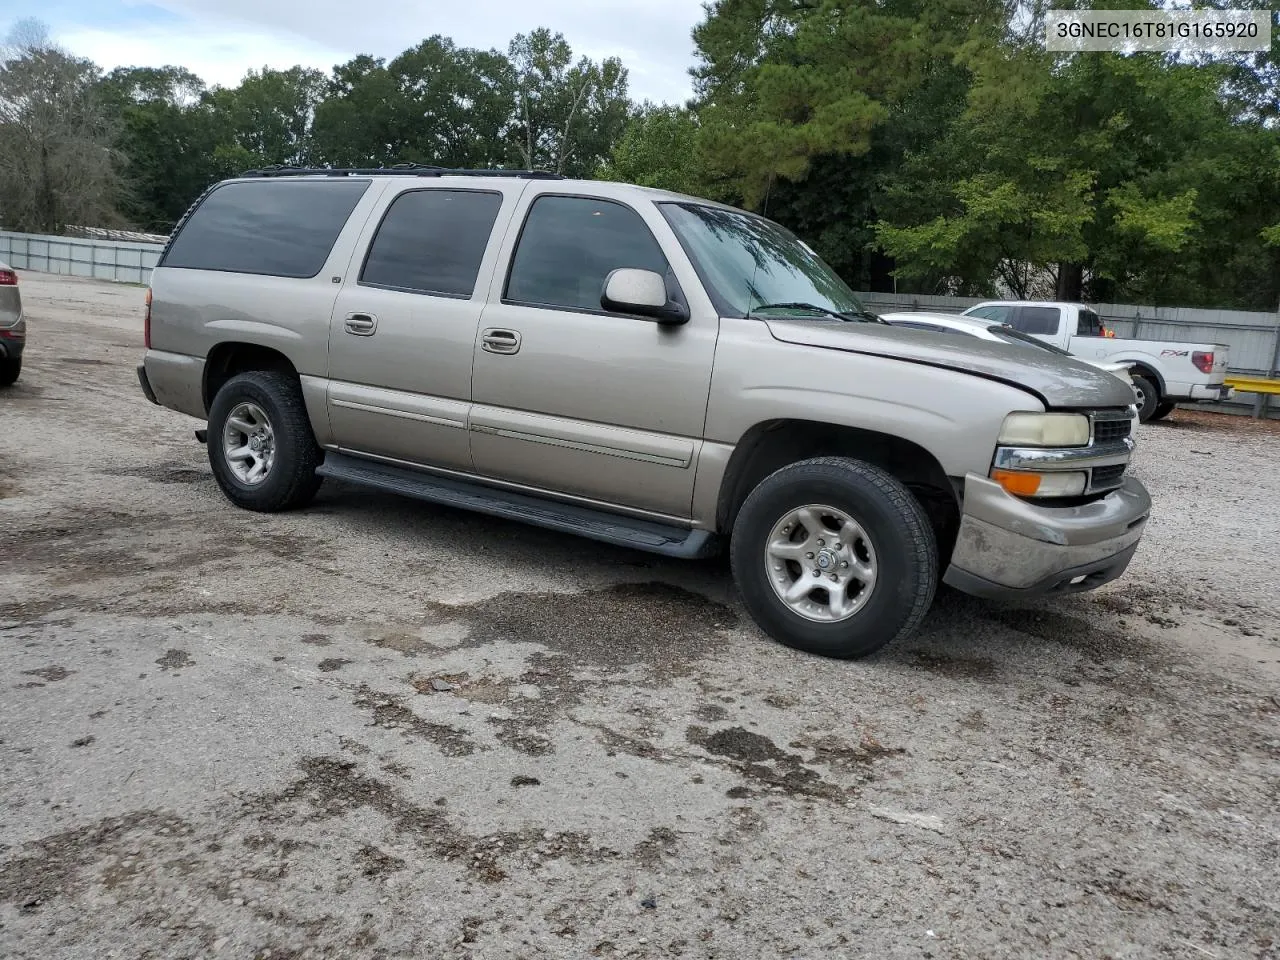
left=765, top=318, right=1138, bottom=409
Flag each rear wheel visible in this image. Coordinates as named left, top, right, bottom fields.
left=729, top=457, right=938, bottom=659
left=0, top=356, right=20, bottom=387
left=207, top=371, right=323, bottom=512
left=1131, top=375, right=1160, bottom=422
left=1147, top=400, right=1177, bottom=422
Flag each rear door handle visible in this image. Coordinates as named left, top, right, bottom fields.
left=481, top=328, right=521, bottom=355
left=344, top=312, right=378, bottom=336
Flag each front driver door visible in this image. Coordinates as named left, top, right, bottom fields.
left=469, top=191, right=718, bottom=519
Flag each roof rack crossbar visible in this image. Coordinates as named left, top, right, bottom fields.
left=238, top=165, right=565, bottom=180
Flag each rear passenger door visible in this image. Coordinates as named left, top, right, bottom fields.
left=326, top=185, right=517, bottom=471
left=468, top=191, right=718, bottom=518
left=1009, top=305, right=1066, bottom=348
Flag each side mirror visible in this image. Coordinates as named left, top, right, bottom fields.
left=601, top=268, right=689, bottom=325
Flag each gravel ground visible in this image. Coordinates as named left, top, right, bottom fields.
left=2, top=273, right=1278, bottom=960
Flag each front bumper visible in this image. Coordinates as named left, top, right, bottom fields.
left=943, top=474, right=1151, bottom=600
left=1190, top=383, right=1234, bottom=402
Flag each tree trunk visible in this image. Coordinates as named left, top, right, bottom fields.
left=1056, top=262, right=1084, bottom=300
left=40, top=143, right=57, bottom=234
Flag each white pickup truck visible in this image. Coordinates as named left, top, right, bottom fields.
left=962, top=301, right=1233, bottom=422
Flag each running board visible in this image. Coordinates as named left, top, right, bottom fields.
left=316, top=453, right=720, bottom=560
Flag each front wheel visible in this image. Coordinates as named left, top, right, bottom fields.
left=729, top=457, right=938, bottom=659
left=0, top=356, right=20, bottom=387
left=1147, top=400, right=1177, bottom=422
left=207, top=370, right=323, bottom=512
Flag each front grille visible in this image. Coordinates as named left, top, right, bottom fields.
left=1093, top=416, right=1133, bottom=443
left=1090, top=463, right=1127, bottom=491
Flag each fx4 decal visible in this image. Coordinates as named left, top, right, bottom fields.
left=1161, top=349, right=1189, bottom=357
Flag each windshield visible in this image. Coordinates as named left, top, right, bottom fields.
left=659, top=202, right=868, bottom=319
left=988, top=325, right=1073, bottom=356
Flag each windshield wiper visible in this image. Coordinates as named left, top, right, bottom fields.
left=750, top=301, right=879, bottom=323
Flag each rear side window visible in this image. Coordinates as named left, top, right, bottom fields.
left=505, top=196, right=668, bottom=313
left=360, top=189, right=503, bottom=297
left=1011, top=306, right=1061, bottom=335
left=969, top=305, right=1011, bottom=323
left=1077, top=309, right=1104, bottom=336
left=162, top=180, right=370, bottom=278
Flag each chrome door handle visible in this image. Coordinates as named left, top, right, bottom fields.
left=344, top=312, right=378, bottom=336
left=481, top=328, right=521, bottom=355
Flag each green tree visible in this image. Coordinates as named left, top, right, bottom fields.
left=206, top=66, right=327, bottom=168
left=506, top=29, right=629, bottom=176
left=312, top=40, right=513, bottom=168
left=98, top=65, right=219, bottom=231
left=875, top=46, right=1280, bottom=307
left=596, top=104, right=709, bottom=195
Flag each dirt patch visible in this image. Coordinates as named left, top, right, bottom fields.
left=686, top=725, right=847, bottom=800
left=301, top=634, right=332, bottom=647
left=694, top=704, right=731, bottom=722
left=442, top=581, right=737, bottom=674
left=1150, top=407, right=1280, bottom=437
left=58, top=358, right=109, bottom=366
left=351, top=685, right=478, bottom=757
left=909, top=650, right=1000, bottom=681
left=356, top=844, right=406, bottom=878
left=156, top=649, right=193, bottom=671
left=22, top=665, right=73, bottom=682
left=0, top=810, right=192, bottom=909
left=317, top=659, right=352, bottom=673
left=99, top=463, right=209, bottom=485
left=366, top=631, right=434, bottom=656
left=0, top=597, right=79, bottom=625
left=252, top=756, right=621, bottom=884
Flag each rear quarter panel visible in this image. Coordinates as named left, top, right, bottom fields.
left=1077, top=337, right=1229, bottom=389
left=146, top=179, right=392, bottom=413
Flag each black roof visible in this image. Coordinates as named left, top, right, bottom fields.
left=239, top=163, right=564, bottom=180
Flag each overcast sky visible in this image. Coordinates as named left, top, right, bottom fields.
left=20, top=0, right=706, bottom=104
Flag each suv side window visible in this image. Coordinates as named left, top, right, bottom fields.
left=505, top=195, right=668, bottom=312
left=360, top=189, right=503, bottom=297
left=161, top=180, right=370, bottom=278
left=969, top=306, right=1011, bottom=323
left=1010, top=306, right=1061, bottom=335
left=1076, top=308, right=1104, bottom=337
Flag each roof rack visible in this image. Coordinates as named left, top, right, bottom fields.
left=238, top=164, right=565, bottom=180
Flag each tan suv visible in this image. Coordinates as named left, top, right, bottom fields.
left=138, top=167, right=1150, bottom=659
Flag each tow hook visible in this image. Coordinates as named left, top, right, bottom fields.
left=195, top=429, right=208, bottom=444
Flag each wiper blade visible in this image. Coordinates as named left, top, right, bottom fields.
left=750, top=301, right=873, bottom=322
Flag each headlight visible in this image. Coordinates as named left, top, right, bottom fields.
left=990, top=469, right=1087, bottom=498
left=998, top=412, right=1090, bottom=448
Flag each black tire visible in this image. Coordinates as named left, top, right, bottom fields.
left=729, top=456, right=938, bottom=660
left=207, top=370, right=323, bottom=512
left=1147, top=400, right=1177, bottom=422
left=1131, top=375, right=1160, bottom=422
left=0, top=356, right=20, bottom=387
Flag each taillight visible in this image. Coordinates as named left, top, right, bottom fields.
left=0, top=269, right=17, bottom=285
left=1192, top=351, right=1214, bottom=374
left=144, top=287, right=153, bottom=349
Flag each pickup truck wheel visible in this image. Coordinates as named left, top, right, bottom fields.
left=0, top=356, right=20, bottom=387
left=1131, top=375, right=1159, bottom=422
left=207, top=371, right=323, bottom=512
left=730, top=457, right=938, bottom=659
left=1147, top=400, right=1177, bottom=422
